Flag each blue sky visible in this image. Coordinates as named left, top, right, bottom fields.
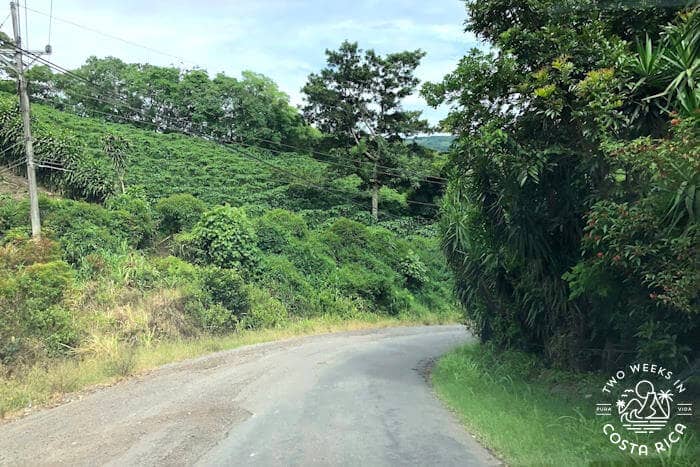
left=5, top=1, right=482, bottom=125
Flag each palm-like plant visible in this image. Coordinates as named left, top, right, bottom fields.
left=634, top=8, right=699, bottom=116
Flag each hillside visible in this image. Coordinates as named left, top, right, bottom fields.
left=0, top=92, right=447, bottom=226
left=407, top=135, right=455, bottom=152
left=0, top=89, right=456, bottom=418
left=0, top=94, right=348, bottom=212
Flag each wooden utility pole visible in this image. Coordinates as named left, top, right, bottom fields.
left=9, top=1, right=41, bottom=237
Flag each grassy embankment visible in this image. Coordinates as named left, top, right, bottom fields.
left=1, top=310, right=458, bottom=420
left=433, top=344, right=699, bottom=466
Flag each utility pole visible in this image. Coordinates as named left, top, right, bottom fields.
left=8, top=1, right=40, bottom=237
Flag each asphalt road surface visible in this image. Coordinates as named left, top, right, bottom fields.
left=0, top=325, right=500, bottom=466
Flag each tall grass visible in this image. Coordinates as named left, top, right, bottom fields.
left=432, top=344, right=699, bottom=466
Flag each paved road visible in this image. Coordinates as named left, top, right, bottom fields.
left=0, top=325, right=499, bottom=466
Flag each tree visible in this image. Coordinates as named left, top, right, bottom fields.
left=423, top=0, right=695, bottom=369
left=102, top=134, right=130, bottom=194
left=302, top=41, right=429, bottom=219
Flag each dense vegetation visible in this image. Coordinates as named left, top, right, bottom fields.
left=0, top=48, right=454, bottom=387
left=424, top=1, right=699, bottom=370
left=0, top=191, right=453, bottom=370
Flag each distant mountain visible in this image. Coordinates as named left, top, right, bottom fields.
left=406, top=135, right=456, bottom=152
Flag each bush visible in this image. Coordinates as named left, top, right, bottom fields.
left=200, top=266, right=250, bottom=315
left=15, top=260, right=74, bottom=306
left=26, top=305, right=79, bottom=355
left=256, top=254, right=314, bottom=315
left=179, top=206, right=260, bottom=273
left=1, top=260, right=78, bottom=358
left=156, top=193, right=207, bottom=234
left=182, top=299, right=234, bottom=332
left=239, top=286, right=288, bottom=329
left=58, top=219, right=127, bottom=265
left=321, top=218, right=371, bottom=263
left=255, top=208, right=308, bottom=253
left=399, top=250, right=428, bottom=287
left=0, top=235, right=61, bottom=268
left=281, top=236, right=336, bottom=278
left=0, top=195, right=28, bottom=232
left=332, top=264, right=395, bottom=307
left=151, top=255, right=200, bottom=287
left=105, top=190, right=156, bottom=247
left=39, top=197, right=132, bottom=263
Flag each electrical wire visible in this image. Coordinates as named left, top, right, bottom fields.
left=0, top=13, right=10, bottom=30
left=0, top=157, right=27, bottom=175
left=24, top=4, right=192, bottom=66
left=0, top=140, right=27, bottom=158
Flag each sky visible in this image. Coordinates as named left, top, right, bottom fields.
left=2, top=1, right=482, bottom=125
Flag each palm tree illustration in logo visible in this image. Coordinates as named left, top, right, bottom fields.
left=616, top=380, right=673, bottom=433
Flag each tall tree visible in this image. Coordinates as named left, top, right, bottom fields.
left=302, top=41, right=428, bottom=219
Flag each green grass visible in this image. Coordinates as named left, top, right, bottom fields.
left=0, top=310, right=458, bottom=420
left=432, top=344, right=699, bottom=466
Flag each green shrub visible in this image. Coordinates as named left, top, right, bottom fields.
left=180, top=206, right=260, bottom=273
left=16, top=260, right=74, bottom=306
left=0, top=195, right=28, bottom=232
left=200, top=266, right=250, bottom=315
left=256, top=254, right=314, bottom=315
left=239, top=286, right=288, bottom=329
left=156, top=193, right=207, bottom=234
left=3, top=260, right=79, bottom=357
left=151, top=255, right=200, bottom=287
left=0, top=235, right=61, bottom=268
left=255, top=208, right=308, bottom=253
left=57, top=219, right=127, bottom=264
left=38, top=197, right=133, bottom=263
left=183, top=299, right=233, bottom=333
left=387, top=287, right=414, bottom=315
left=399, top=250, right=428, bottom=287
left=332, top=264, right=395, bottom=307
left=281, top=236, right=336, bottom=278
left=105, top=190, right=156, bottom=247
left=321, top=217, right=371, bottom=263
left=26, top=305, right=79, bottom=355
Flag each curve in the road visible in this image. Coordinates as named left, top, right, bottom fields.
left=0, top=325, right=500, bottom=466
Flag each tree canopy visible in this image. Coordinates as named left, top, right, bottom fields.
left=18, top=57, right=314, bottom=148
left=424, top=0, right=699, bottom=369
left=303, top=41, right=432, bottom=219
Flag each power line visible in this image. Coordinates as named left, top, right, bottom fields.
left=24, top=4, right=192, bottom=66
left=0, top=13, right=10, bottom=29
left=0, top=157, right=28, bottom=175
left=0, top=140, right=27, bottom=158
left=8, top=50, right=440, bottom=216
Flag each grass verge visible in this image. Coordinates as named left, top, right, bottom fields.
left=1, top=310, right=458, bottom=420
left=432, top=344, right=699, bottom=466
